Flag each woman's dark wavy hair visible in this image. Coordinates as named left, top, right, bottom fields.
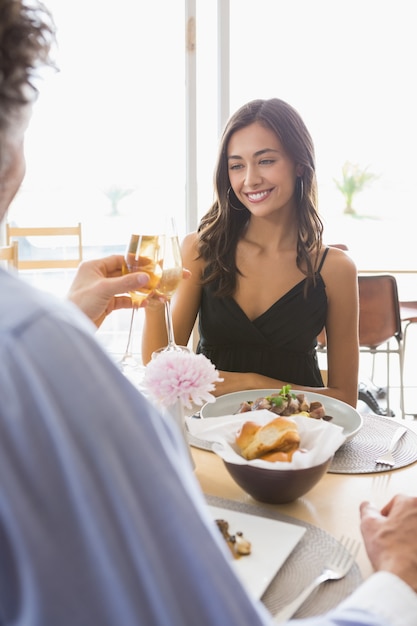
left=0, top=0, right=54, bottom=145
left=197, top=98, right=323, bottom=297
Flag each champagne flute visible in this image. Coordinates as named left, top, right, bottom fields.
left=153, top=218, right=190, bottom=356
left=119, top=234, right=162, bottom=371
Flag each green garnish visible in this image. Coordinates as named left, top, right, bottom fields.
left=266, top=385, right=296, bottom=406
left=281, top=384, right=295, bottom=397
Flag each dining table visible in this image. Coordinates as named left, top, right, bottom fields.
left=188, top=412, right=417, bottom=618
left=129, top=353, right=417, bottom=618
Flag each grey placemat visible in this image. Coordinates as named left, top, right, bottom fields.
left=329, top=415, right=417, bottom=474
left=206, top=495, right=363, bottom=619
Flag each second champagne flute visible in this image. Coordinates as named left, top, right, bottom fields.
left=153, top=219, right=190, bottom=356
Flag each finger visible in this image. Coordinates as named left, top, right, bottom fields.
left=360, top=500, right=382, bottom=520
left=93, top=255, right=126, bottom=276
left=380, top=496, right=397, bottom=517
left=182, top=268, right=192, bottom=279
left=111, top=295, right=135, bottom=311
left=141, top=293, right=166, bottom=309
left=104, top=272, right=149, bottom=296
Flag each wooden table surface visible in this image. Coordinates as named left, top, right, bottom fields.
left=191, top=416, right=417, bottom=580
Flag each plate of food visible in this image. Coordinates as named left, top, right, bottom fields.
left=208, top=504, right=306, bottom=599
left=199, top=387, right=363, bottom=442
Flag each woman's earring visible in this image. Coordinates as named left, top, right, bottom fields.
left=227, top=186, right=245, bottom=211
left=297, top=177, right=304, bottom=203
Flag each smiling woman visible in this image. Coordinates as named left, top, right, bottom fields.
left=142, top=97, right=360, bottom=411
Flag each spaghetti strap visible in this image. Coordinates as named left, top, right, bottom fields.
left=317, top=247, right=329, bottom=273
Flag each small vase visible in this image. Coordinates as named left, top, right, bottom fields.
left=165, top=399, right=195, bottom=470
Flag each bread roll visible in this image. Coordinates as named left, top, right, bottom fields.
left=259, top=449, right=295, bottom=463
left=236, top=417, right=300, bottom=461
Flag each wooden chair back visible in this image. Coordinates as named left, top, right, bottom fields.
left=0, top=241, right=18, bottom=268
left=358, top=274, right=402, bottom=348
left=318, top=273, right=402, bottom=350
left=6, top=223, right=83, bottom=270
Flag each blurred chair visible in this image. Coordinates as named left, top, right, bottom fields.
left=357, top=274, right=404, bottom=418
left=318, top=274, right=405, bottom=418
left=399, top=301, right=417, bottom=416
left=400, top=302, right=417, bottom=352
left=0, top=241, right=18, bottom=269
left=6, top=223, right=83, bottom=270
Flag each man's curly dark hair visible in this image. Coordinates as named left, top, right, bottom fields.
left=0, top=0, right=55, bottom=134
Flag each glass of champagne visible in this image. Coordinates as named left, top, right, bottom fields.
left=120, top=234, right=162, bottom=371
left=152, top=218, right=190, bottom=356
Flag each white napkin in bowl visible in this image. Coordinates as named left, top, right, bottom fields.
left=185, top=410, right=346, bottom=470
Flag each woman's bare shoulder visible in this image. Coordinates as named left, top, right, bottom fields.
left=182, top=231, right=200, bottom=257
left=322, top=245, right=357, bottom=271
left=319, top=246, right=357, bottom=289
left=181, top=231, right=205, bottom=271
left=182, top=231, right=198, bottom=248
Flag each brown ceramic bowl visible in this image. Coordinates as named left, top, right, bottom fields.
left=223, top=456, right=333, bottom=504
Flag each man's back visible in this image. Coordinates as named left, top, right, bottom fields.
left=0, top=268, right=269, bottom=625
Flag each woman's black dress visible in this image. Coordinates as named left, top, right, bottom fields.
left=196, top=249, right=329, bottom=387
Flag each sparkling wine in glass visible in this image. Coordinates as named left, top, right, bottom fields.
left=153, top=219, right=190, bottom=356
left=120, top=234, right=162, bottom=370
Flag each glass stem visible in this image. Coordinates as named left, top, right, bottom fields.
left=124, top=308, right=137, bottom=357
left=164, top=298, right=177, bottom=348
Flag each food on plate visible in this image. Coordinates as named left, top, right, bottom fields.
left=236, top=416, right=300, bottom=461
left=215, top=518, right=252, bottom=559
left=236, top=384, right=330, bottom=421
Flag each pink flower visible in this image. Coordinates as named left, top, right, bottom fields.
left=143, top=351, right=222, bottom=409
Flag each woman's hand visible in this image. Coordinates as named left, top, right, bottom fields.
left=213, top=371, right=277, bottom=396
